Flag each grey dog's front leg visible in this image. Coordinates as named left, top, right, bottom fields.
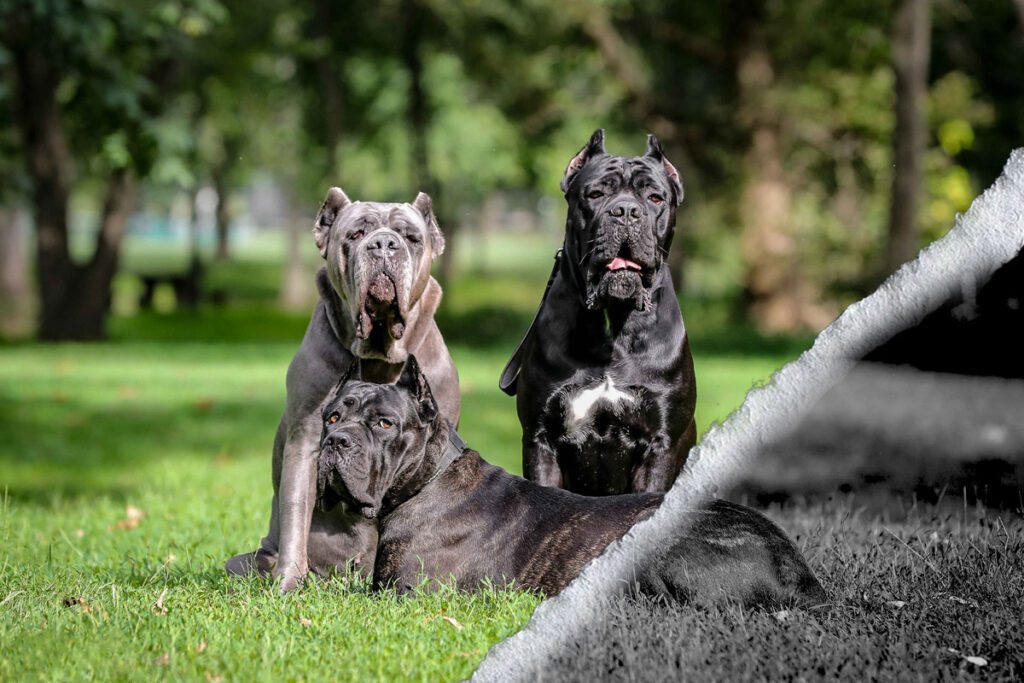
left=273, top=424, right=318, bottom=593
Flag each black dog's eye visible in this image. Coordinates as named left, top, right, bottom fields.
left=377, top=418, right=394, bottom=429
left=649, top=194, right=664, bottom=205
left=326, top=413, right=340, bottom=425
left=343, top=397, right=356, bottom=407
left=587, top=190, right=604, bottom=200
left=347, top=230, right=364, bottom=241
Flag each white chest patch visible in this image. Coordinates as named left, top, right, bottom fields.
left=565, top=376, right=635, bottom=432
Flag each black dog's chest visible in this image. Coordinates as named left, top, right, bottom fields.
left=542, top=376, right=651, bottom=494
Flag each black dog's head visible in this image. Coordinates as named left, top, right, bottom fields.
left=316, top=356, right=444, bottom=519
left=560, top=129, right=684, bottom=311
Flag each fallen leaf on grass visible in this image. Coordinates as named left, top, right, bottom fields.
left=153, top=652, right=170, bottom=666
left=195, top=640, right=207, bottom=654
left=442, top=616, right=464, bottom=630
left=965, top=656, right=988, bottom=666
left=886, top=600, right=907, bottom=609
left=772, top=610, right=790, bottom=622
left=948, top=595, right=978, bottom=607
left=152, top=588, right=168, bottom=616
left=108, top=505, right=145, bottom=531
left=194, top=398, right=215, bottom=412
left=206, top=674, right=223, bottom=683
left=62, top=596, right=91, bottom=613
left=299, top=617, right=312, bottom=627
left=74, top=528, right=84, bottom=538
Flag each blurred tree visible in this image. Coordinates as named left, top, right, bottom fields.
left=885, top=0, right=932, bottom=275
left=0, top=0, right=225, bottom=340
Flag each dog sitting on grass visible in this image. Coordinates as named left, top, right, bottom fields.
left=314, top=356, right=827, bottom=606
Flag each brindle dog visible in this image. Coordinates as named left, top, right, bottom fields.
left=317, top=357, right=826, bottom=606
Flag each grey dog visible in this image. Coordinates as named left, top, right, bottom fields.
left=224, top=188, right=459, bottom=592
left=317, top=356, right=826, bottom=606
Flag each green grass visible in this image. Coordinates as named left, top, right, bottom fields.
left=0, top=229, right=807, bottom=680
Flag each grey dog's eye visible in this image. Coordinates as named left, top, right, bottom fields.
left=347, top=230, right=363, bottom=241
left=406, top=232, right=420, bottom=243
left=377, top=418, right=394, bottom=429
left=326, top=413, right=340, bottom=425
left=587, top=190, right=604, bottom=199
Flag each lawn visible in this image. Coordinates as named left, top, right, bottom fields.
left=0, top=232, right=811, bottom=681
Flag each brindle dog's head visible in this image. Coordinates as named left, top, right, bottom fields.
left=313, top=189, right=445, bottom=361
left=316, top=356, right=443, bottom=520
left=560, top=129, right=684, bottom=311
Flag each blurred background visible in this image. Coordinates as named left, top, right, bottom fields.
left=0, top=0, right=1022, bottom=497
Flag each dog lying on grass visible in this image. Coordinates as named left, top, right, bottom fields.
left=314, top=357, right=827, bottom=606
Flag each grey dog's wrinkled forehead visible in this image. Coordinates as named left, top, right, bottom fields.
left=333, top=201, right=426, bottom=231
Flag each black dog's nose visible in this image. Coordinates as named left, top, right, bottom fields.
left=366, top=233, right=399, bottom=252
left=608, top=200, right=642, bottom=221
left=325, top=431, right=353, bottom=449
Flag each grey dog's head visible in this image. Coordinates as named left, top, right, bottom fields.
left=313, top=189, right=445, bottom=361
left=316, top=356, right=444, bottom=519
left=560, top=129, right=684, bottom=311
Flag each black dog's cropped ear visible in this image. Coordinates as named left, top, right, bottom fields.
left=324, top=358, right=361, bottom=411
left=412, top=192, right=445, bottom=257
left=561, top=128, right=607, bottom=194
left=313, top=187, right=351, bottom=258
left=396, top=355, right=439, bottom=423
left=645, top=134, right=684, bottom=205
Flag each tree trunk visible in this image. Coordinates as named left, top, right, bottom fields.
left=212, top=165, right=232, bottom=260
left=280, top=197, right=311, bottom=311
left=885, top=0, right=932, bottom=275
left=734, top=1, right=832, bottom=332
left=0, top=208, right=34, bottom=339
left=401, top=0, right=453, bottom=286
left=314, top=0, right=344, bottom=181
left=11, top=42, right=75, bottom=339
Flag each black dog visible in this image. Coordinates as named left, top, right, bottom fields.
left=317, top=357, right=826, bottom=606
left=501, top=129, right=697, bottom=495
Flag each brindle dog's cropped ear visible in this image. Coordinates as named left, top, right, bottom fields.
left=396, top=355, right=439, bottom=423
left=645, top=134, right=684, bottom=205
left=324, top=358, right=361, bottom=412
left=313, top=187, right=351, bottom=258
left=560, top=128, right=607, bottom=194
left=413, top=192, right=445, bottom=257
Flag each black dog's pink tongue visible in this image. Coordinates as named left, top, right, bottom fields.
left=607, top=257, right=641, bottom=272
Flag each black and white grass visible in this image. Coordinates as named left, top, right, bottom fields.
left=472, top=151, right=1024, bottom=681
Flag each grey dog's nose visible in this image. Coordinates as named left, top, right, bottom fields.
left=325, top=431, right=353, bottom=449
left=366, top=232, right=399, bottom=253
left=608, top=200, right=642, bottom=221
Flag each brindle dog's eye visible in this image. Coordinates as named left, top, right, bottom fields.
left=347, top=230, right=364, bottom=241
left=587, top=190, right=604, bottom=199
left=649, top=194, right=664, bottom=205
left=377, top=418, right=394, bottom=429
left=326, top=413, right=340, bottom=425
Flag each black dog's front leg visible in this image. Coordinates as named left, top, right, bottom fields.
left=630, top=432, right=682, bottom=493
left=523, top=436, right=563, bottom=488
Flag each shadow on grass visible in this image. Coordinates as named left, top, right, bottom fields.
left=0, top=390, right=279, bottom=507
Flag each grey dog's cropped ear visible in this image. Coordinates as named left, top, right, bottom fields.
left=561, top=128, right=607, bottom=194
left=412, top=192, right=445, bottom=257
left=396, top=355, right=439, bottom=423
left=313, top=187, right=351, bottom=258
left=645, top=134, right=684, bottom=205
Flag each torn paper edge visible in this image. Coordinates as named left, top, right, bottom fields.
left=472, top=148, right=1024, bottom=681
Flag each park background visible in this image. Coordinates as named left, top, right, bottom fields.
left=1, top=1, right=1022, bottom=681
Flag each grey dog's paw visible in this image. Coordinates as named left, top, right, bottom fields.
left=275, top=567, right=306, bottom=594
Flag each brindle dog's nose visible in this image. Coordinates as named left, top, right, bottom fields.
left=366, top=232, right=399, bottom=253
left=608, top=200, right=642, bottom=221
